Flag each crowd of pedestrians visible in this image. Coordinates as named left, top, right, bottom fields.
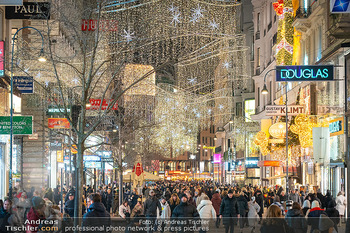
left=0, top=181, right=347, bottom=233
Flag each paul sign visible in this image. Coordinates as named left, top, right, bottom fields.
left=276, top=65, right=334, bottom=82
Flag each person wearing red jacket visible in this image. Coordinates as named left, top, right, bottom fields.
left=211, top=189, right=222, bottom=228
left=26, top=196, right=46, bottom=233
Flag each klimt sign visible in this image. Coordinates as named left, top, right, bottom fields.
left=276, top=65, right=334, bottom=82
left=265, top=105, right=304, bottom=116
left=0, top=116, right=33, bottom=135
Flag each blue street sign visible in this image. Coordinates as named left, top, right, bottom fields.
left=276, top=65, right=334, bottom=82
left=13, top=76, right=34, bottom=94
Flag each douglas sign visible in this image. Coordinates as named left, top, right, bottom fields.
left=276, top=65, right=334, bottom=82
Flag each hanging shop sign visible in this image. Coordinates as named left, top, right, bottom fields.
left=47, top=106, right=71, bottom=116
left=84, top=155, right=101, bottom=162
left=50, top=140, right=62, bottom=151
left=213, top=153, right=221, bottom=163
left=258, top=160, right=281, bottom=167
left=86, top=99, right=118, bottom=110
left=245, top=157, right=259, bottom=168
left=266, top=105, right=304, bottom=116
left=276, top=65, right=334, bottom=82
left=57, top=150, right=63, bottom=163
left=0, top=116, right=33, bottom=135
left=5, top=2, right=50, bottom=19
left=85, top=161, right=101, bottom=168
left=0, top=0, right=23, bottom=5
left=96, top=151, right=112, bottom=158
left=81, top=19, right=118, bottom=31
left=0, top=41, right=4, bottom=77
left=28, top=133, right=38, bottom=140
left=48, top=118, right=70, bottom=129
left=330, top=0, right=350, bottom=13
left=329, top=117, right=344, bottom=137
left=269, top=122, right=286, bottom=139
left=13, top=76, right=34, bottom=94
left=71, top=145, right=77, bottom=154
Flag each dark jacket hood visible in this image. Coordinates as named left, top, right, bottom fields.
left=287, top=209, right=302, bottom=217
left=238, top=195, right=246, bottom=201
left=88, top=202, right=107, bottom=212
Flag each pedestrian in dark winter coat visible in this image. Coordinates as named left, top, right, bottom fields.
left=254, top=189, right=264, bottom=220
left=219, top=190, right=239, bottom=233
left=301, top=200, right=310, bottom=216
left=64, top=193, right=75, bottom=218
left=285, top=202, right=307, bottom=233
left=260, top=205, right=294, bottom=233
left=172, top=194, right=199, bottom=232
left=211, top=189, right=222, bottom=228
left=82, top=193, right=111, bottom=233
left=144, top=190, right=162, bottom=233
left=237, top=192, right=248, bottom=231
left=169, top=193, right=180, bottom=214
left=306, top=200, right=326, bottom=233
left=105, top=188, right=114, bottom=214
left=325, top=199, right=340, bottom=233
left=26, top=196, right=46, bottom=233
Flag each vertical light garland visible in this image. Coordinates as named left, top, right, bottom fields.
left=273, top=0, right=294, bottom=65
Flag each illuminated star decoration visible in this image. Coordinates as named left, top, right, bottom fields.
left=190, top=4, right=206, bottom=23
left=332, top=0, right=350, bottom=12
left=218, top=104, right=224, bottom=110
left=45, top=80, right=50, bottom=87
left=24, top=67, right=29, bottom=73
left=223, top=61, right=231, bottom=69
left=209, top=19, right=219, bottom=30
left=121, top=29, right=135, bottom=43
left=171, top=11, right=181, bottom=27
left=16, top=58, right=21, bottom=66
left=168, top=3, right=179, bottom=13
left=72, top=78, right=79, bottom=85
left=188, top=77, right=197, bottom=84
left=36, top=71, right=41, bottom=78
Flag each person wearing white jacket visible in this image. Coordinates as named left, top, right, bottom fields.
left=335, top=191, right=346, bottom=225
left=119, top=200, right=131, bottom=219
left=197, top=196, right=217, bottom=233
left=247, top=196, right=260, bottom=233
left=157, top=196, right=171, bottom=233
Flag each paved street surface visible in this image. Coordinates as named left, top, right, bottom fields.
left=110, top=217, right=347, bottom=233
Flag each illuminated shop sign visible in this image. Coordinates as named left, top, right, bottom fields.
left=330, top=0, right=350, bottom=13
left=276, top=65, right=334, bottom=82
left=329, top=117, right=344, bottom=137
left=245, top=157, right=259, bottom=168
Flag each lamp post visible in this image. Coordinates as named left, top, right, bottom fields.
left=9, top=26, right=46, bottom=199
left=261, top=68, right=290, bottom=198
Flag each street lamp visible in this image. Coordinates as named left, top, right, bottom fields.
left=9, top=26, right=46, bottom=199
left=261, top=68, right=290, bottom=198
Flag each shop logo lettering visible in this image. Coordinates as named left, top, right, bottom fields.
left=329, top=120, right=342, bottom=134
left=280, top=68, right=329, bottom=79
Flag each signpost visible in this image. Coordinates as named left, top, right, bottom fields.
left=276, top=65, right=334, bottom=82
left=13, top=76, right=33, bottom=94
left=0, top=116, right=32, bottom=135
left=48, top=118, right=70, bottom=129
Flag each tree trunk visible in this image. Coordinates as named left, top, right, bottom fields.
left=73, top=138, right=84, bottom=230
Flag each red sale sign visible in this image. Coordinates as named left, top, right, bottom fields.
left=86, top=99, right=118, bottom=110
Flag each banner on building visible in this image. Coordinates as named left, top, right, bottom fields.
left=265, top=105, right=304, bottom=116
left=5, top=2, right=50, bottom=19
left=0, top=41, right=4, bottom=77
left=13, top=76, right=34, bottom=94
left=48, top=118, right=70, bottom=129
left=0, top=116, right=33, bottom=135
left=330, top=0, right=350, bottom=13
left=329, top=117, right=344, bottom=137
left=86, top=99, right=118, bottom=110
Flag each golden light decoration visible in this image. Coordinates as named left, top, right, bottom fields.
left=290, top=113, right=315, bottom=148
left=254, top=131, right=270, bottom=156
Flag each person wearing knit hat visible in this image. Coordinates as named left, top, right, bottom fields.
left=306, top=200, right=326, bottom=233
left=32, top=196, right=45, bottom=209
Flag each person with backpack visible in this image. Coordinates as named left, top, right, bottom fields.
left=248, top=196, right=260, bottom=233
left=285, top=202, right=307, bottom=233
left=197, top=195, right=216, bottom=233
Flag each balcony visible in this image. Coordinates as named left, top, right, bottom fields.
left=255, top=31, right=260, bottom=40
left=295, top=7, right=312, bottom=19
